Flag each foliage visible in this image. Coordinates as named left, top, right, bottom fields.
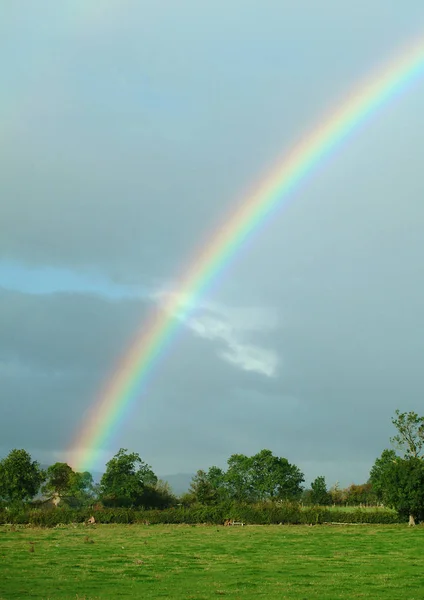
left=100, top=448, right=157, bottom=507
left=42, top=463, right=74, bottom=498
left=391, top=410, right=424, bottom=458
left=68, top=471, right=96, bottom=504
left=250, top=449, right=304, bottom=501
left=188, top=470, right=218, bottom=505
left=41, top=463, right=96, bottom=507
left=225, top=450, right=304, bottom=502
left=0, top=449, right=45, bottom=504
left=139, top=479, right=177, bottom=509
left=310, top=476, right=331, bottom=505
left=378, top=457, right=424, bottom=522
left=328, top=482, right=345, bottom=505
left=205, top=466, right=228, bottom=502
left=344, top=483, right=377, bottom=506
left=187, top=450, right=304, bottom=505
left=369, top=449, right=397, bottom=502
left=225, top=454, right=255, bottom=502
left=370, top=411, right=424, bottom=523
left=0, top=502, right=400, bottom=527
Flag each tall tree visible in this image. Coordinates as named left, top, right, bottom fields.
left=391, top=410, right=424, bottom=458
left=344, top=483, right=376, bottom=506
left=140, top=479, right=176, bottom=509
left=69, top=471, right=96, bottom=506
left=369, top=449, right=397, bottom=502
left=188, top=470, right=217, bottom=505
left=225, top=454, right=255, bottom=502
left=370, top=411, right=424, bottom=525
left=310, top=476, right=330, bottom=505
left=0, top=449, right=44, bottom=504
left=42, top=463, right=74, bottom=498
left=100, top=448, right=157, bottom=507
left=382, top=457, right=424, bottom=524
left=250, top=449, right=304, bottom=501
left=225, top=450, right=304, bottom=503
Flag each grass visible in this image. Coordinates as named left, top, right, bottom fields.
left=0, top=524, right=423, bottom=599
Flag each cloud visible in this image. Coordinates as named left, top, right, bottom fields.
left=0, top=286, right=282, bottom=471
left=189, top=312, right=278, bottom=377
left=1, top=1, right=424, bottom=486
left=153, top=290, right=279, bottom=376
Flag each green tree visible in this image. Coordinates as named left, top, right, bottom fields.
left=69, top=471, right=96, bottom=506
left=369, top=449, right=397, bottom=502
left=370, top=411, right=424, bottom=525
left=100, top=448, right=157, bottom=507
left=225, top=454, right=255, bottom=502
left=0, top=449, right=44, bottom=504
left=391, top=410, right=424, bottom=458
left=140, top=479, right=176, bottom=509
left=70, top=471, right=95, bottom=495
left=310, top=476, right=330, bottom=505
left=328, top=482, right=345, bottom=505
left=250, top=449, right=304, bottom=501
left=344, top=483, right=376, bottom=506
left=188, top=470, right=217, bottom=505
left=382, top=457, right=424, bottom=524
left=224, top=450, right=304, bottom=503
left=206, top=466, right=228, bottom=502
left=42, top=462, right=74, bottom=498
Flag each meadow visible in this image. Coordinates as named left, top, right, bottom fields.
left=1, top=524, right=423, bottom=599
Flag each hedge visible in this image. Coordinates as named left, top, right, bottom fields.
left=0, top=503, right=402, bottom=527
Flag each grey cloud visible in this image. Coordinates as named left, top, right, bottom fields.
left=1, top=1, right=424, bottom=485
left=2, top=0, right=423, bottom=283
left=0, top=289, right=283, bottom=472
left=0, top=289, right=150, bottom=373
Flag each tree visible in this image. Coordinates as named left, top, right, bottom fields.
left=188, top=470, right=217, bottom=505
left=70, top=471, right=95, bottom=496
left=369, top=449, right=397, bottom=502
left=328, top=482, right=345, bottom=505
left=206, top=466, right=228, bottom=502
left=370, top=411, right=424, bottom=525
left=391, top=410, right=424, bottom=458
left=69, top=471, right=96, bottom=506
left=42, top=464, right=95, bottom=507
left=310, top=476, right=330, bottom=505
left=225, top=450, right=304, bottom=503
left=140, top=479, right=176, bottom=509
left=344, top=483, right=376, bottom=506
left=250, top=449, right=304, bottom=501
left=382, top=457, right=424, bottom=524
left=42, top=463, right=74, bottom=498
left=0, top=449, right=44, bottom=504
left=100, top=448, right=157, bottom=507
left=225, top=454, right=255, bottom=502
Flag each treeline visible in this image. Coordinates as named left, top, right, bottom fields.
left=0, top=447, right=175, bottom=510
left=0, top=447, right=375, bottom=510
left=1, top=410, right=423, bottom=524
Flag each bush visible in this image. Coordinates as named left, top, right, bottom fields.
left=321, top=508, right=400, bottom=524
left=0, top=502, right=402, bottom=527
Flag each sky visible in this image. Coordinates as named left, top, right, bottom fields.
left=1, top=1, right=424, bottom=487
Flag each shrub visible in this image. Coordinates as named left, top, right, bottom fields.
left=0, top=502, right=402, bottom=527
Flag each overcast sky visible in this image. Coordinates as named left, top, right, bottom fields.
left=1, top=1, right=424, bottom=486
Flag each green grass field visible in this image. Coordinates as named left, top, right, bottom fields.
left=1, top=524, right=423, bottom=599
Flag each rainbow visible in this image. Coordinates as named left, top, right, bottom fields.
left=69, top=40, right=424, bottom=472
